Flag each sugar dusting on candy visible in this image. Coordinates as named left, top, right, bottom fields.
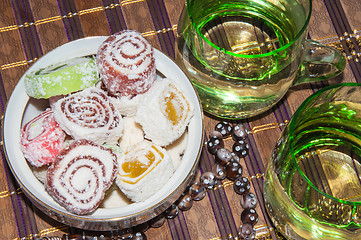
left=135, top=78, right=194, bottom=146
left=24, top=58, right=99, bottom=99
left=96, top=30, right=156, bottom=97
left=20, top=108, right=66, bottom=167
left=52, top=87, right=123, bottom=144
left=116, top=140, right=175, bottom=202
left=45, top=139, right=118, bottom=215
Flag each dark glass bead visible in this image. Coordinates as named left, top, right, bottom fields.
left=165, top=204, right=179, bottom=219
left=230, top=152, right=240, bottom=163
left=118, top=228, right=133, bottom=239
left=133, top=231, right=147, bottom=240
left=225, top=161, right=243, bottom=180
left=215, top=179, right=223, bottom=189
left=238, top=223, right=256, bottom=239
left=233, top=176, right=251, bottom=195
left=232, top=124, right=248, bottom=141
left=200, top=172, right=217, bottom=189
left=240, top=192, right=258, bottom=209
left=133, top=222, right=150, bottom=234
left=189, top=182, right=206, bottom=201
left=207, top=135, right=224, bottom=155
left=215, top=148, right=232, bottom=165
left=209, top=130, right=223, bottom=139
left=149, top=214, right=165, bottom=228
left=212, top=163, right=226, bottom=180
left=241, top=208, right=259, bottom=225
left=215, top=121, right=232, bottom=137
left=178, top=193, right=193, bottom=211
left=232, top=139, right=249, bottom=158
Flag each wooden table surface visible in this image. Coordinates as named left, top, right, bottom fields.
left=0, top=0, right=360, bottom=239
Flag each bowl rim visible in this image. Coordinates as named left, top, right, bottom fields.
left=2, top=36, right=204, bottom=223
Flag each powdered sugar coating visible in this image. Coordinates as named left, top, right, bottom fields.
left=96, top=30, right=156, bottom=97
left=52, top=87, right=123, bottom=144
left=116, top=140, right=174, bottom=202
left=20, top=108, right=66, bottom=167
left=135, top=78, right=194, bottom=146
left=45, top=139, right=118, bottom=215
left=110, top=93, right=144, bottom=117
left=25, top=57, right=99, bottom=99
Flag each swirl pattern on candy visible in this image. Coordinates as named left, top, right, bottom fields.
left=52, top=87, right=123, bottom=144
left=116, top=140, right=175, bottom=202
left=96, top=30, right=156, bottom=97
left=135, top=78, right=194, bottom=146
left=20, top=108, right=66, bottom=167
left=45, top=139, right=118, bottom=215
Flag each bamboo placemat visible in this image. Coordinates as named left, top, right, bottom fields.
left=0, top=0, right=360, bottom=239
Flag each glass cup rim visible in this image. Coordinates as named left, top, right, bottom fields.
left=289, top=82, right=361, bottom=206
left=186, top=0, right=312, bottom=58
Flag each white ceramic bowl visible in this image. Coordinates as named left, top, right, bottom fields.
left=2, top=36, right=204, bottom=231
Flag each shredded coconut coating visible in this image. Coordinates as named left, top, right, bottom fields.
left=96, top=30, right=156, bottom=97
left=110, top=93, right=145, bottom=117
left=116, top=140, right=174, bottom=202
left=135, top=78, right=194, bottom=146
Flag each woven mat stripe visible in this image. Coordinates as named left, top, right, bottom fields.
left=199, top=140, right=239, bottom=239
left=323, top=0, right=361, bottom=82
left=199, top=146, right=227, bottom=238
left=57, top=0, right=84, bottom=41
left=0, top=145, right=26, bottom=238
left=243, top=123, right=279, bottom=240
left=0, top=68, right=19, bottom=237
left=333, top=0, right=361, bottom=55
left=215, top=181, right=238, bottom=237
left=12, top=0, right=43, bottom=60
left=102, top=0, right=127, bottom=34
left=168, top=212, right=191, bottom=240
left=8, top=0, right=44, bottom=237
left=0, top=74, right=7, bottom=109
left=166, top=202, right=191, bottom=239
left=271, top=100, right=291, bottom=128
left=146, top=0, right=175, bottom=58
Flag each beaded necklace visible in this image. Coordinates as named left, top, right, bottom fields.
left=42, top=121, right=269, bottom=240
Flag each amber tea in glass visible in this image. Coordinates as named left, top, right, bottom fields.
left=175, top=0, right=345, bottom=119
left=264, top=83, right=361, bottom=239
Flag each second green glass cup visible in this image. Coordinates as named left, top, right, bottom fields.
left=175, top=0, right=345, bottom=119
left=264, top=83, right=361, bottom=239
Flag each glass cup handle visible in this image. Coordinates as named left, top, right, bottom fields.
left=293, top=39, right=346, bottom=85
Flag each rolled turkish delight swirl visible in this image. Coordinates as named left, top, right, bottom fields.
left=20, top=108, right=66, bottom=167
left=53, top=87, right=123, bottom=144
left=135, top=78, right=194, bottom=146
left=116, top=140, right=175, bottom=202
left=96, top=30, right=156, bottom=97
left=45, top=139, right=118, bottom=215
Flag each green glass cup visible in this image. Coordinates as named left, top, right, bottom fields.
left=175, top=0, right=346, bottom=119
left=264, top=83, right=361, bottom=239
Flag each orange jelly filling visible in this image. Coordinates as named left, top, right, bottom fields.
left=163, top=91, right=184, bottom=126
left=122, top=146, right=164, bottom=182
left=122, top=151, right=154, bottom=178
